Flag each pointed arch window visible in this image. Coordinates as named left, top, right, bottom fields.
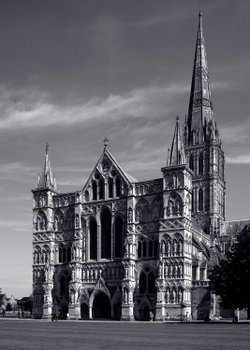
left=116, top=177, right=121, bottom=197
left=108, top=177, right=113, bottom=198
left=101, top=208, right=111, bottom=259
left=92, top=180, right=97, bottom=200
left=114, top=216, right=123, bottom=258
left=189, top=153, right=194, bottom=172
left=153, top=240, right=158, bottom=257
left=148, top=240, right=153, bottom=257
left=138, top=241, right=142, bottom=258
left=199, top=153, right=204, bottom=175
left=143, top=240, right=147, bottom=257
left=199, top=188, right=203, bottom=211
left=67, top=246, right=72, bottom=262
left=90, top=218, right=97, bottom=260
left=85, top=190, right=89, bottom=202
left=59, top=245, right=63, bottom=263
left=191, top=189, right=194, bottom=212
left=99, top=178, right=104, bottom=200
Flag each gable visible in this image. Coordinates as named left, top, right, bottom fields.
left=82, top=148, right=137, bottom=200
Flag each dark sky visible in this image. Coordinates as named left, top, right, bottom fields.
left=0, top=0, right=250, bottom=297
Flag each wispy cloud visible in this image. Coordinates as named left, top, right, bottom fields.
left=0, top=83, right=189, bottom=130
left=131, top=10, right=192, bottom=28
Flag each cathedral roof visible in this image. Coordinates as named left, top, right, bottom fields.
left=167, top=116, right=186, bottom=166
left=224, top=219, right=250, bottom=238
left=37, top=143, right=57, bottom=190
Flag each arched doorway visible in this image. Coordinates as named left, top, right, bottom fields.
left=58, top=272, right=71, bottom=319
left=80, top=303, right=89, bottom=319
left=142, top=305, right=150, bottom=321
left=92, top=292, right=111, bottom=319
left=113, top=303, right=122, bottom=320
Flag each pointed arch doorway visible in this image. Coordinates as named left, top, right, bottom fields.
left=92, top=292, right=111, bottom=319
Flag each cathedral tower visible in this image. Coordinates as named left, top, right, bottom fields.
left=183, top=11, right=226, bottom=238
left=158, top=117, right=193, bottom=320
left=32, top=144, right=57, bottom=318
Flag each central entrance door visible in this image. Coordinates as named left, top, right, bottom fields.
left=92, top=292, right=111, bottom=319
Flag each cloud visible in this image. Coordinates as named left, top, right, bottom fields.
left=0, top=82, right=189, bottom=130
left=226, top=155, right=250, bottom=164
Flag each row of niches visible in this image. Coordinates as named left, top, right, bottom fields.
left=164, top=173, right=185, bottom=190
left=83, top=266, right=123, bottom=281
left=161, top=238, right=184, bottom=257
left=34, top=194, right=75, bottom=208
left=33, top=246, right=51, bottom=265
left=165, top=288, right=184, bottom=304
left=160, top=263, right=185, bottom=279
left=33, top=244, right=82, bottom=266
left=34, top=210, right=76, bottom=232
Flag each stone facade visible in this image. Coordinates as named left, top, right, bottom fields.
left=32, top=12, right=226, bottom=321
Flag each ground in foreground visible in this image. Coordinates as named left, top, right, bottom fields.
left=0, top=319, right=249, bottom=350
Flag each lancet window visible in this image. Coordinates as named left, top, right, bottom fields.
left=89, top=218, right=97, bottom=260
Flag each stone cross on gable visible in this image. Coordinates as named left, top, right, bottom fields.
left=103, top=137, right=109, bottom=148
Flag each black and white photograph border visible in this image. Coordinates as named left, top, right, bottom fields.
left=1, top=1, right=250, bottom=349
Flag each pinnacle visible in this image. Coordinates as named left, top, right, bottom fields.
left=168, top=117, right=186, bottom=167
left=37, top=143, right=57, bottom=190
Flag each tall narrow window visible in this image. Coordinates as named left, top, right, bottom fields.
left=116, top=177, right=121, bottom=197
left=191, top=190, right=194, bottom=212
left=153, top=240, right=158, bottom=257
left=99, top=178, right=104, bottom=200
left=138, top=241, right=142, bottom=258
left=90, top=219, right=97, bottom=260
left=199, top=188, right=203, bottom=211
left=101, top=209, right=111, bottom=259
left=114, top=216, right=123, bottom=258
left=148, top=240, right=153, bottom=257
left=85, top=190, right=89, bottom=202
left=189, top=154, right=194, bottom=172
left=92, top=181, right=97, bottom=200
left=59, top=245, right=63, bottom=263
left=199, top=153, right=204, bottom=175
left=108, top=177, right=113, bottom=198
left=143, top=240, right=147, bottom=257
left=62, top=247, right=66, bottom=263
left=67, top=246, right=71, bottom=262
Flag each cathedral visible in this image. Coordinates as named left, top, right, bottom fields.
left=32, top=12, right=231, bottom=321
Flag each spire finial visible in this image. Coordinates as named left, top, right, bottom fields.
left=103, top=137, right=109, bottom=149
left=37, top=143, right=57, bottom=190
left=199, top=8, right=203, bottom=18
left=176, top=115, right=180, bottom=123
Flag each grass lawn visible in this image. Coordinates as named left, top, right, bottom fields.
left=0, top=319, right=250, bottom=350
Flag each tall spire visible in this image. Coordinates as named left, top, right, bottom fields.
left=37, top=143, right=57, bottom=190
left=186, top=11, right=215, bottom=145
left=168, top=116, right=186, bottom=166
